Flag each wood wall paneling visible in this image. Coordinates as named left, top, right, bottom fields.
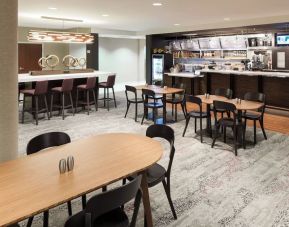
left=233, top=75, right=259, bottom=99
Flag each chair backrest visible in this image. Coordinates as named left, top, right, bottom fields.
left=125, top=85, right=137, bottom=101
left=184, top=95, right=202, bottom=115
left=146, top=125, right=175, bottom=177
left=212, top=100, right=237, bottom=124
left=215, top=88, right=233, bottom=99
left=244, top=92, right=266, bottom=113
left=64, top=176, right=142, bottom=227
left=142, top=88, right=156, bottom=101
left=35, top=80, right=49, bottom=95
left=62, top=79, right=74, bottom=92
left=27, top=132, right=71, bottom=155
left=86, top=77, right=96, bottom=89
left=106, top=74, right=116, bottom=87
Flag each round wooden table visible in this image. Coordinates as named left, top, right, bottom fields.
left=0, top=133, right=163, bottom=227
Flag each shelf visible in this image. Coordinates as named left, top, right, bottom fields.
left=247, top=46, right=272, bottom=50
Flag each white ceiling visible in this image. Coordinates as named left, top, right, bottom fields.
left=18, top=0, right=289, bottom=34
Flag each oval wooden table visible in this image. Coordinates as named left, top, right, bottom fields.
left=0, top=133, right=163, bottom=227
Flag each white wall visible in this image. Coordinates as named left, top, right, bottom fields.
left=99, top=37, right=146, bottom=92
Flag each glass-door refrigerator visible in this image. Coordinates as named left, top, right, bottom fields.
left=152, top=54, right=173, bottom=85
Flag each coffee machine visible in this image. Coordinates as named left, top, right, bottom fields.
left=247, top=50, right=272, bottom=71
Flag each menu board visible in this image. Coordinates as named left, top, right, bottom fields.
left=199, top=37, right=221, bottom=49
left=220, top=36, right=247, bottom=49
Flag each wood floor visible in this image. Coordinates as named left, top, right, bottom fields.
left=172, top=103, right=289, bottom=135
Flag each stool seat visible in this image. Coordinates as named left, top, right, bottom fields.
left=20, top=89, right=35, bottom=95
left=51, top=87, right=63, bottom=92
left=77, top=84, right=89, bottom=90
left=99, top=82, right=111, bottom=88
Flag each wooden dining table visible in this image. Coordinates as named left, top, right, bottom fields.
left=0, top=133, right=163, bottom=227
left=134, top=85, right=184, bottom=124
left=197, top=95, right=264, bottom=140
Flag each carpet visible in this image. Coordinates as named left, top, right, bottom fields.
left=18, top=93, right=289, bottom=227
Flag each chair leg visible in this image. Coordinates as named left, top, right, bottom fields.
left=181, top=103, right=186, bottom=119
left=200, top=117, right=203, bottom=143
left=194, top=117, right=197, bottom=133
left=86, top=90, right=90, bottom=115
left=62, top=93, right=65, bottom=120
left=27, top=217, right=33, bottom=227
left=67, top=201, right=72, bottom=216
left=43, top=210, right=49, bottom=227
left=171, top=103, right=174, bottom=117
left=141, top=111, right=145, bottom=125
left=107, top=88, right=110, bottom=111
left=162, top=180, right=177, bottom=220
left=50, top=93, right=54, bottom=118
left=124, top=102, right=130, bottom=118
left=112, top=87, right=117, bottom=108
left=69, top=92, right=75, bottom=116
left=259, top=119, right=267, bottom=140
left=135, top=103, right=138, bottom=122
left=233, top=126, right=238, bottom=156
left=103, top=88, right=106, bottom=107
left=82, top=195, right=86, bottom=209
left=223, top=126, right=227, bottom=143
left=92, top=89, right=98, bottom=111
left=243, top=119, right=247, bottom=148
left=175, top=104, right=178, bottom=122
left=75, top=89, right=79, bottom=112
left=22, top=94, right=26, bottom=123
left=211, top=124, right=220, bottom=148
left=253, top=120, right=257, bottom=145
left=182, top=117, right=190, bottom=137
left=35, top=96, right=39, bottom=125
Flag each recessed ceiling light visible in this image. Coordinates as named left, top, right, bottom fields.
left=174, top=23, right=180, bottom=26
left=102, top=14, right=109, bottom=17
left=224, top=17, right=231, bottom=21
left=48, top=7, right=57, bottom=10
left=152, top=3, right=162, bottom=6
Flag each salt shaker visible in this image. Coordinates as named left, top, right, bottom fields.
left=59, top=159, right=67, bottom=174
left=67, top=156, right=74, bottom=171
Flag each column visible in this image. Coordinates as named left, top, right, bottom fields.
left=0, top=0, right=18, bottom=162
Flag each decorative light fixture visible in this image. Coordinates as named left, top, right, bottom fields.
left=27, top=30, right=94, bottom=43
left=152, top=3, right=162, bottom=6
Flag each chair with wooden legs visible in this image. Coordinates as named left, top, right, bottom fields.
left=98, top=74, right=117, bottom=111
left=50, top=79, right=75, bottom=120
left=182, top=95, right=210, bottom=143
left=76, top=77, right=97, bottom=115
left=141, top=89, right=164, bottom=125
left=126, top=125, right=177, bottom=220
left=242, top=92, right=267, bottom=145
left=166, top=83, right=186, bottom=122
left=26, top=132, right=73, bottom=227
left=124, top=85, right=143, bottom=122
left=65, top=176, right=142, bottom=227
left=20, top=80, right=50, bottom=125
left=211, top=101, right=245, bottom=156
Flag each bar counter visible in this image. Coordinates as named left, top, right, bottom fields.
left=165, top=69, right=289, bottom=111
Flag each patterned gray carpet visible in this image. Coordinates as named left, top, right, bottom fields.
left=18, top=93, right=289, bottom=227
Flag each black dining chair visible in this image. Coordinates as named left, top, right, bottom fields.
left=127, top=125, right=177, bottom=220
left=124, top=85, right=143, bottom=122
left=141, top=89, right=164, bottom=125
left=242, top=92, right=267, bottom=145
left=26, top=132, right=73, bottom=227
left=213, top=88, right=233, bottom=118
left=64, top=176, right=142, bottom=227
left=211, top=101, right=245, bottom=156
left=166, top=83, right=186, bottom=122
left=182, top=95, right=210, bottom=143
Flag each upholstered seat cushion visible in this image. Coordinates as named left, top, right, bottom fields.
left=93, top=208, right=129, bottom=227
left=243, top=111, right=262, bottom=120
left=188, top=111, right=208, bottom=118
left=99, top=82, right=110, bottom=88
left=166, top=97, right=184, bottom=104
left=128, top=98, right=143, bottom=103
left=145, top=102, right=163, bottom=108
left=20, top=89, right=35, bottom=95
left=51, top=87, right=63, bottom=92
left=77, top=84, right=88, bottom=90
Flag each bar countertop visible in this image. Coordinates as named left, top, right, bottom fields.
left=18, top=71, right=114, bottom=83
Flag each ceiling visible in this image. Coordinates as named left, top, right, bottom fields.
left=18, top=0, right=289, bottom=34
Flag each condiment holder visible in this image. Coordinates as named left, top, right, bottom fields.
left=164, top=86, right=168, bottom=90
left=59, top=156, right=75, bottom=174
left=205, top=93, right=210, bottom=99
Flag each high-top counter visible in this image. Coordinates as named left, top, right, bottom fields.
left=164, top=70, right=289, bottom=111
left=18, top=71, right=114, bottom=83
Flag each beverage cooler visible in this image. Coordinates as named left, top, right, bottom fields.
left=152, top=54, right=173, bottom=85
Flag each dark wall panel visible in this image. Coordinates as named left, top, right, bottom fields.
left=233, top=75, right=259, bottom=99
left=86, top=33, right=99, bottom=70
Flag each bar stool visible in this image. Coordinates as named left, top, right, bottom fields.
left=98, top=74, right=117, bottom=111
left=76, top=77, right=97, bottom=115
left=50, top=78, right=74, bottom=120
left=20, top=80, right=50, bottom=125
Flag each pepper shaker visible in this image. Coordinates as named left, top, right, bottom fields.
left=67, top=156, right=74, bottom=171
left=59, top=159, right=67, bottom=174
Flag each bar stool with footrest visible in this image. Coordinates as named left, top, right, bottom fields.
left=76, top=77, right=97, bottom=115
left=98, top=74, right=117, bottom=111
left=124, top=85, right=143, bottom=122
left=21, top=80, right=50, bottom=125
left=50, top=78, right=74, bottom=120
